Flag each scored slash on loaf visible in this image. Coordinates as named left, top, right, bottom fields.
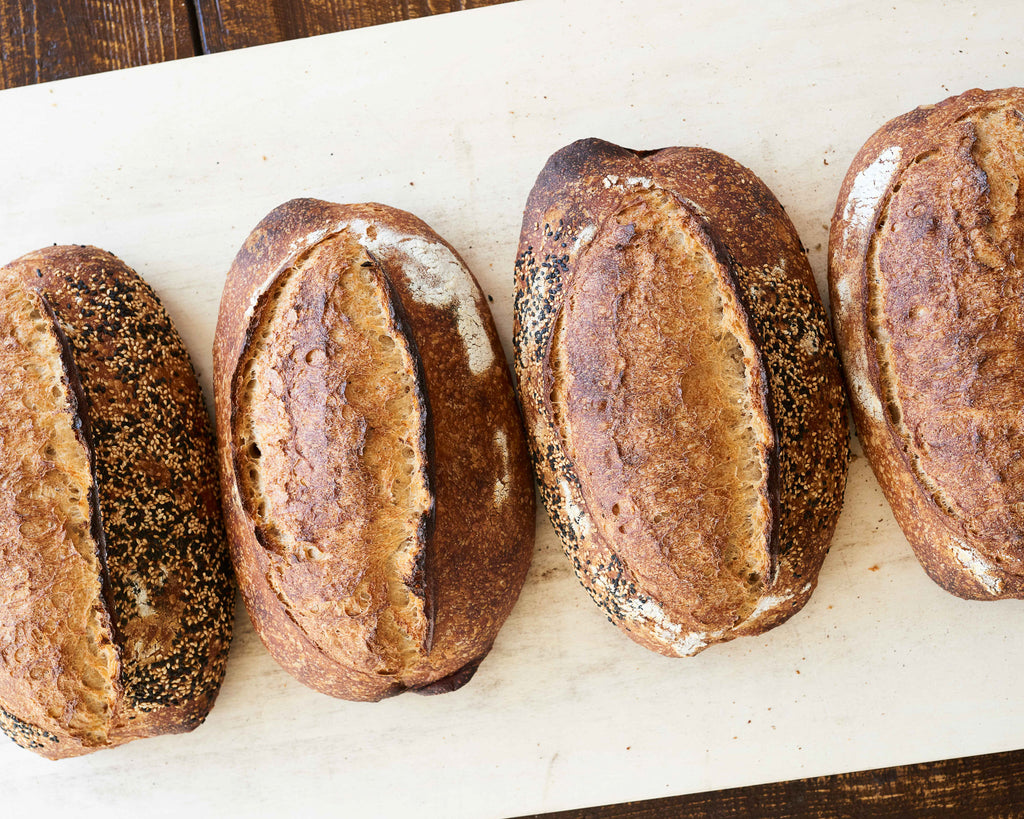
left=514, top=139, right=849, bottom=656
left=0, top=246, right=234, bottom=759
left=214, top=198, right=535, bottom=701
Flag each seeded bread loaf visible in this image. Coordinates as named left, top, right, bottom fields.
left=829, top=87, right=1024, bottom=599
left=514, top=139, right=849, bottom=656
left=0, top=246, right=234, bottom=759
left=214, top=198, right=534, bottom=701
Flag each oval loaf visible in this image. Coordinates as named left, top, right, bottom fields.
left=214, top=198, right=535, bottom=701
left=0, top=246, right=234, bottom=759
left=514, top=139, right=849, bottom=656
left=830, top=87, right=1024, bottom=599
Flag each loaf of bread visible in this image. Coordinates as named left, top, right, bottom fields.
left=830, top=87, right=1024, bottom=599
left=0, top=246, right=234, bottom=759
left=213, top=198, right=534, bottom=701
left=514, top=139, right=849, bottom=656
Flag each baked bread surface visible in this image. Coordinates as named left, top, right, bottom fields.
left=515, top=139, right=849, bottom=656
left=215, top=199, right=534, bottom=701
left=0, top=246, right=234, bottom=759
left=830, top=87, right=1024, bottom=598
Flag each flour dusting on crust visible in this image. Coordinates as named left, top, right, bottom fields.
left=349, top=221, right=494, bottom=376
left=951, top=540, right=1003, bottom=595
left=843, top=145, right=902, bottom=233
left=493, top=428, right=510, bottom=505
left=571, top=225, right=597, bottom=255
left=559, top=478, right=592, bottom=539
left=746, top=591, right=795, bottom=621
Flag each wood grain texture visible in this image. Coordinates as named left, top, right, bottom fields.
left=0, top=0, right=516, bottom=90
left=516, top=749, right=1024, bottom=818
left=194, top=0, right=516, bottom=53
left=0, top=0, right=197, bottom=89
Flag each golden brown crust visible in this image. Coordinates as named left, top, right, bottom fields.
left=233, top=233, right=435, bottom=688
left=0, top=246, right=234, bottom=759
left=214, top=199, right=534, bottom=701
left=514, top=139, right=849, bottom=656
left=0, top=280, right=118, bottom=759
left=830, top=87, right=1024, bottom=599
left=553, top=187, right=776, bottom=636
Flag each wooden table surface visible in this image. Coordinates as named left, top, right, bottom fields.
left=2, top=1, right=1021, bottom=816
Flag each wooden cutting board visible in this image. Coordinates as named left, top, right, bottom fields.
left=0, top=1, right=1021, bottom=815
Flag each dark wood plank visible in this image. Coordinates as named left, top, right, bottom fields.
left=193, top=0, right=515, bottom=53
left=0, top=0, right=198, bottom=90
left=514, top=748, right=1024, bottom=818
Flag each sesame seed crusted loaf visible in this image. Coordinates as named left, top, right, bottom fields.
left=213, top=198, right=534, bottom=701
left=514, top=139, right=849, bottom=656
left=0, top=245, right=234, bottom=759
left=829, top=87, right=1024, bottom=599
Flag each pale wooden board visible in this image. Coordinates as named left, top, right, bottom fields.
left=0, top=1, right=1021, bottom=816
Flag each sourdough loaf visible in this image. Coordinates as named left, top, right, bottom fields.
left=0, top=246, right=234, bottom=759
left=214, top=199, right=534, bottom=701
left=515, top=139, right=849, bottom=656
left=829, top=87, right=1024, bottom=599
